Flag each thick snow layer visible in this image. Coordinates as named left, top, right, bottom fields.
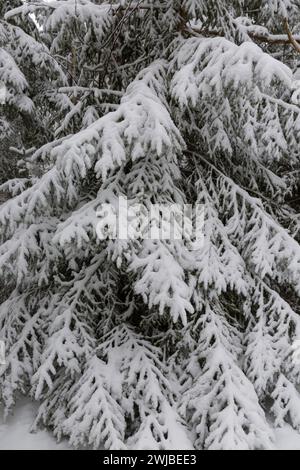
left=0, top=399, right=300, bottom=450
left=275, top=426, right=300, bottom=450
left=0, top=399, right=70, bottom=450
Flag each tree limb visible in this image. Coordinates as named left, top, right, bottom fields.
left=283, top=18, right=300, bottom=53
left=186, top=23, right=300, bottom=49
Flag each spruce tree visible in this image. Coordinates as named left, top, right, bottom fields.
left=1, top=0, right=300, bottom=450
left=0, top=0, right=64, bottom=188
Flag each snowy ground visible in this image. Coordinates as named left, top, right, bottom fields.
left=0, top=399, right=300, bottom=450
left=0, top=399, right=71, bottom=450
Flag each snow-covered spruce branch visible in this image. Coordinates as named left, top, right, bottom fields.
left=186, top=20, right=300, bottom=50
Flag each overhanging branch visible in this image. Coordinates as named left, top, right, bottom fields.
left=186, top=22, right=300, bottom=51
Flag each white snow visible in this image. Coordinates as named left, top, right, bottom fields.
left=0, top=399, right=71, bottom=450
left=0, top=398, right=300, bottom=450
left=275, top=426, right=300, bottom=450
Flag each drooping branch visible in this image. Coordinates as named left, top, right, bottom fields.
left=249, top=31, right=300, bottom=46
left=185, top=22, right=300, bottom=50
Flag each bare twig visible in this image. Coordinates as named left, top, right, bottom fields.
left=283, top=18, right=300, bottom=53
